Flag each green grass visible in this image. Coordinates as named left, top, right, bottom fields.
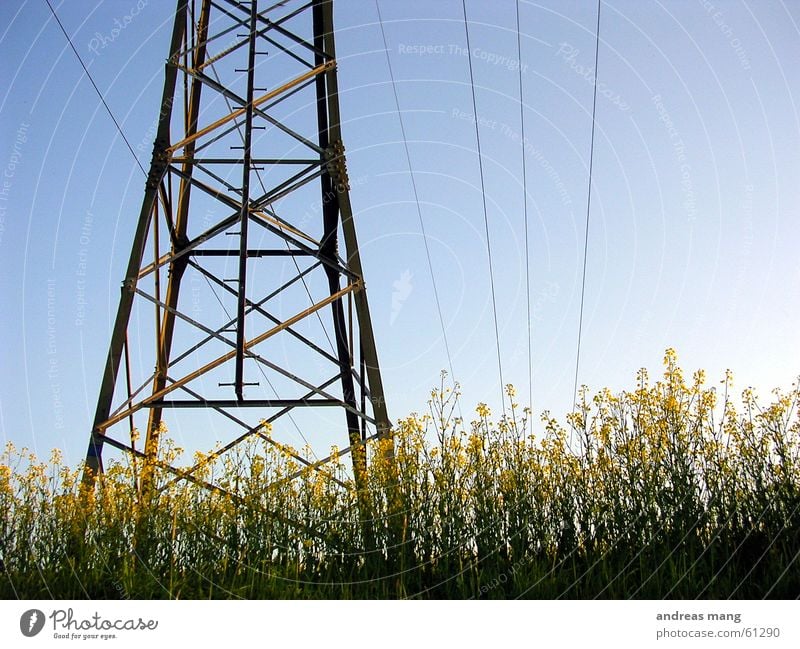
left=2, top=350, right=799, bottom=598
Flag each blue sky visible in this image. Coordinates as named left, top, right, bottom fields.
left=1, top=0, right=799, bottom=465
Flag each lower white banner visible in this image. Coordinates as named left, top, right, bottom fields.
left=1, top=600, right=797, bottom=648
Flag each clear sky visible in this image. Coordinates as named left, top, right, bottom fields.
left=1, top=0, right=799, bottom=466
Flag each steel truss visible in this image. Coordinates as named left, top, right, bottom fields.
left=83, top=0, right=391, bottom=522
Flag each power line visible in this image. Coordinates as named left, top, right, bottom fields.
left=44, top=0, right=146, bottom=177
left=461, top=0, right=506, bottom=417
left=374, top=1, right=462, bottom=396
left=572, top=0, right=602, bottom=424
left=516, top=0, right=533, bottom=418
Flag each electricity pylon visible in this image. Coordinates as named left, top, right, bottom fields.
left=82, top=0, right=391, bottom=530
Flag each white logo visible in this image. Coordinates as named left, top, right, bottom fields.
left=20, top=609, right=45, bottom=637
left=390, top=269, right=413, bottom=325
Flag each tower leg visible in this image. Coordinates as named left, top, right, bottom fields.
left=83, top=0, right=189, bottom=489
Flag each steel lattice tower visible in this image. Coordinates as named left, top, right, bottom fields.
left=83, top=0, right=391, bottom=512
